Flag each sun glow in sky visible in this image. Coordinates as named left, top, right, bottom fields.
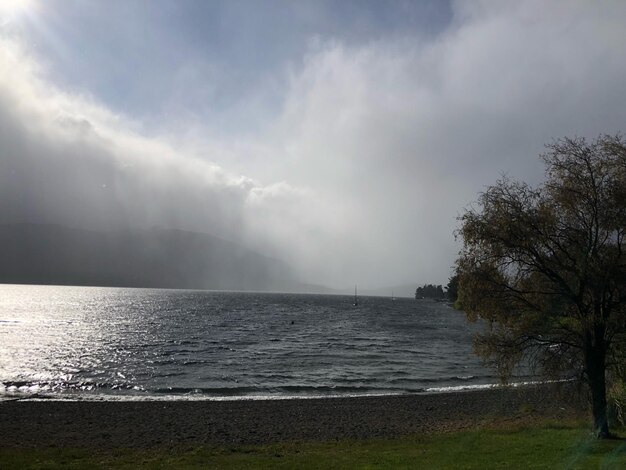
left=0, top=0, right=34, bottom=17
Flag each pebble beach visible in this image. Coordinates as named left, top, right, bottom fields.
left=0, top=385, right=586, bottom=449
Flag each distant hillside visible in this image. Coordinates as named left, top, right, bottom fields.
left=0, top=224, right=305, bottom=292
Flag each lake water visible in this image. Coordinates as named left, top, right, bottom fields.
left=0, top=284, right=501, bottom=401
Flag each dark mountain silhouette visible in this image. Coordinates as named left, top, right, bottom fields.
left=0, top=223, right=304, bottom=292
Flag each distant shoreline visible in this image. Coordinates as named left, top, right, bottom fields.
left=0, top=384, right=586, bottom=448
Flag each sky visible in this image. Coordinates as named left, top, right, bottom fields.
left=1, top=0, right=626, bottom=291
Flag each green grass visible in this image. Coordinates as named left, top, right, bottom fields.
left=2, top=422, right=625, bottom=469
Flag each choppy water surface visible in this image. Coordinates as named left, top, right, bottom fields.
left=0, top=284, right=496, bottom=400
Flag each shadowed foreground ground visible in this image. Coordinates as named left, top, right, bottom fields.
left=0, top=385, right=587, bottom=449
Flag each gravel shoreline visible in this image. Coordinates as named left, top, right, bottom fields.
left=0, top=385, right=586, bottom=448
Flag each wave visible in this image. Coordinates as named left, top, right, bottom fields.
left=2, top=378, right=556, bottom=403
left=0, top=380, right=144, bottom=399
left=425, top=378, right=572, bottom=394
left=3, top=380, right=565, bottom=403
left=0, top=372, right=511, bottom=398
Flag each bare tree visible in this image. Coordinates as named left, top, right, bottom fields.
left=456, top=135, right=626, bottom=438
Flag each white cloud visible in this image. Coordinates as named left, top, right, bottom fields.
left=254, top=0, right=626, bottom=287
left=2, top=1, right=626, bottom=289
left=0, top=38, right=310, bottom=248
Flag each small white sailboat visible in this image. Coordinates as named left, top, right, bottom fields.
left=354, top=285, right=358, bottom=306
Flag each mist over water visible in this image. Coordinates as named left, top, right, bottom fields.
left=0, top=284, right=504, bottom=400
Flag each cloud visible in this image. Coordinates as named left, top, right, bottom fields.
left=259, top=0, right=626, bottom=286
left=0, top=39, right=305, bottom=249
left=2, top=1, right=626, bottom=290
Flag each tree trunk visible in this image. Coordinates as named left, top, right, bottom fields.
left=585, top=342, right=609, bottom=438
